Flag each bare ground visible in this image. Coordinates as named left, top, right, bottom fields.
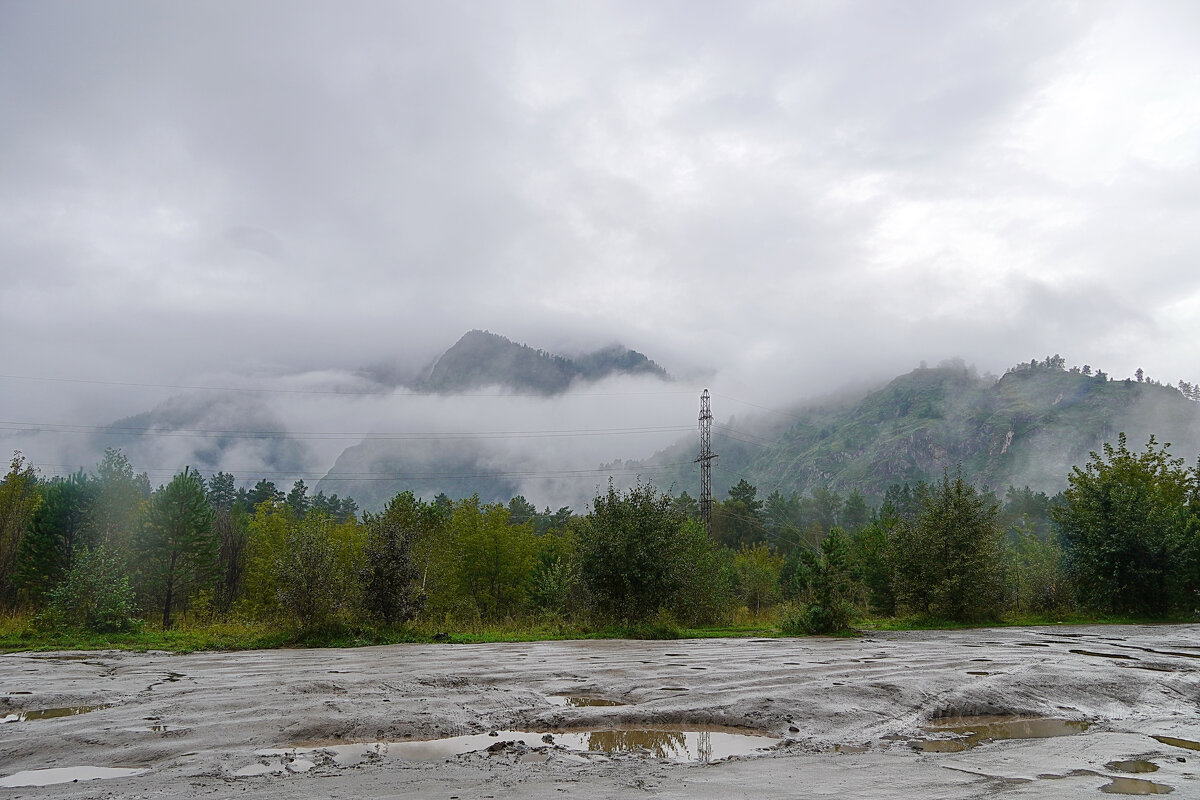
left=2, top=624, right=1200, bottom=798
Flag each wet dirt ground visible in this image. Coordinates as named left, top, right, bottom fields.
left=2, top=624, right=1199, bottom=798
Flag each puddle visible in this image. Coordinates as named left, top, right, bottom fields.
left=1106, top=760, right=1159, bottom=773
left=1152, top=735, right=1200, bottom=752
left=1100, top=776, right=1174, bottom=794
left=916, top=716, right=1089, bottom=752
left=966, top=671, right=992, bottom=676
left=0, top=767, right=148, bottom=787
left=547, top=696, right=627, bottom=708
left=269, top=727, right=780, bottom=765
left=915, top=739, right=972, bottom=753
left=659, top=687, right=688, bottom=691
left=0, top=704, right=111, bottom=723
left=235, top=759, right=314, bottom=777
left=1071, top=649, right=1138, bottom=660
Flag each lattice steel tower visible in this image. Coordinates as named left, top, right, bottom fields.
left=695, top=389, right=717, bottom=534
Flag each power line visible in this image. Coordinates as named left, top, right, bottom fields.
left=713, top=423, right=776, bottom=448
left=710, top=392, right=808, bottom=423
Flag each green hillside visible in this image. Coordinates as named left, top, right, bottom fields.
left=653, top=360, right=1200, bottom=503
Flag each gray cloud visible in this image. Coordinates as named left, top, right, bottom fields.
left=3, top=1, right=1200, bottom=501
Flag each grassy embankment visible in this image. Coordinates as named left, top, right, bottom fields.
left=1, top=608, right=1188, bottom=654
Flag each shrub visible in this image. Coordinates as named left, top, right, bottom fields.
left=779, top=528, right=859, bottom=634
left=733, top=543, right=784, bottom=612
left=41, top=546, right=139, bottom=633
left=1008, top=530, right=1074, bottom=614
left=274, top=517, right=355, bottom=630
left=778, top=599, right=854, bottom=636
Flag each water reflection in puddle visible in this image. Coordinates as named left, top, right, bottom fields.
left=1100, top=776, right=1174, bottom=794
left=266, top=727, right=779, bottom=765
left=1152, top=735, right=1200, bottom=752
left=1106, top=760, right=1159, bottom=774
left=0, top=705, right=111, bottom=723
left=0, top=767, right=147, bottom=787
left=916, top=716, right=1089, bottom=753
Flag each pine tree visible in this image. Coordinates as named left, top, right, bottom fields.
left=140, top=468, right=216, bottom=629
left=16, top=472, right=94, bottom=605
left=890, top=471, right=1006, bottom=622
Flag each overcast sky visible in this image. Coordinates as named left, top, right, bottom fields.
left=3, top=1, right=1200, bottom=490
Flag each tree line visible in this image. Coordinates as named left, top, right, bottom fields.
left=1, top=431, right=1198, bottom=637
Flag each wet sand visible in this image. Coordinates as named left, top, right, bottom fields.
left=2, top=624, right=1199, bottom=797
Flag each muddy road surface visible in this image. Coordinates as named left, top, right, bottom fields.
left=2, top=625, right=1199, bottom=797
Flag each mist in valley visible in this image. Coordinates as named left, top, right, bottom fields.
left=2, top=2, right=1200, bottom=510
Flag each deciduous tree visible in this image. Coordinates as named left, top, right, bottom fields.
left=578, top=481, right=730, bottom=624
left=1052, top=434, right=1198, bottom=615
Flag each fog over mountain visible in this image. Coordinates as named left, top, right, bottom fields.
left=2, top=2, right=1199, bottom=505
left=2, top=330, right=692, bottom=507
left=641, top=359, right=1200, bottom=506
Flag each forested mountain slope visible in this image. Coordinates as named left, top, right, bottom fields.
left=648, top=360, right=1200, bottom=503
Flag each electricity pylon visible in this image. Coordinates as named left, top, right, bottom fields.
left=695, top=389, right=717, bottom=535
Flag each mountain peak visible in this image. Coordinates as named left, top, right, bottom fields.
left=420, top=330, right=668, bottom=394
